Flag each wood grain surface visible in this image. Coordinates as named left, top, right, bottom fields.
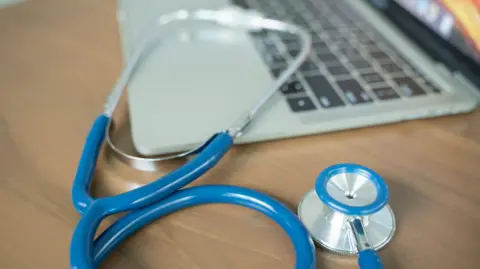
left=0, top=1, right=479, bottom=268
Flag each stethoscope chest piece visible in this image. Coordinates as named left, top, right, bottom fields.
left=298, top=163, right=396, bottom=256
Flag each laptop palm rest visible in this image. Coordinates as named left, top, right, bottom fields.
left=127, top=25, right=273, bottom=155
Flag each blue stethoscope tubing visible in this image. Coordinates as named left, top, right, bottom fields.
left=70, top=114, right=316, bottom=269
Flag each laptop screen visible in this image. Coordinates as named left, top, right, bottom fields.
left=393, top=0, right=480, bottom=64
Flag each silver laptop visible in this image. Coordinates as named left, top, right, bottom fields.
left=117, top=0, right=479, bottom=156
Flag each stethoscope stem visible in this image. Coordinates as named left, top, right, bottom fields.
left=348, top=216, right=384, bottom=269
left=348, top=218, right=372, bottom=252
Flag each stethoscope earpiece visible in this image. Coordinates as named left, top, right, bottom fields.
left=298, top=163, right=396, bottom=267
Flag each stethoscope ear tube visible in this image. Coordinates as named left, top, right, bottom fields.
left=70, top=115, right=317, bottom=268
left=72, top=115, right=110, bottom=214
left=91, top=186, right=316, bottom=268
left=70, top=119, right=236, bottom=268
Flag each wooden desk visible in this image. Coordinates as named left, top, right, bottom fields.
left=1, top=1, right=479, bottom=268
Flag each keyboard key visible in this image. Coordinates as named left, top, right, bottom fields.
left=311, top=34, right=323, bottom=43
left=380, top=62, right=403, bottom=73
left=337, top=79, right=373, bottom=104
left=360, top=71, right=385, bottom=84
left=325, top=32, right=345, bottom=42
left=334, top=42, right=355, bottom=51
left=265, top=54, right=287, bottom=67
left=304, top=75, right=345, bottom=108
left=348, top=59, right=371, bottom=69
left=293, top=17, right=309, bottom=27
left=283, top=39, right=300, bottom=48
left=369, top=51, right=390, bottom=60
left=307, top=29, right=319, bottom=36
left=266, top=47, right=283, bottom=59
left=346, top=28, right=364, bottom=35
left=263, top=36, right=277, bottom=46
left=320, top=21, right=336, bottom=30
left=349, top=32, right=368, bottom=41
left=328, top=16, right=343, bottom=24
left=313, top=16, right=332, bottom=24
left=316, top=50, right=339, bottom=64
left=338, top=47, right=362, bottom=59
left=356, top=38, right=377, bottom=47
left=286, top=97, right=317, bottom=112
left=257, top=36, right=277, bottom=47
left=351, top=32, right=371, bottom=41
left=313, top=40, right=329, bottom=51
left=302, top=0, right=316, bottom=10
left=309, top=22, right=323, bottom=30
left=280, top=80, right=305, bottom=94
left=280, top=34, right=299, bottom=43
left=326, top=64, right=350, bottom=76
left=393, top=77, right=427, bottom=96
left=288, top=47, right=301, bottom=57
left=299, top=60, right=321, bottom=72
left=270, top=67, right=283, bottom=78
left=252, top=38, right=266, bottom=50
left=361, top=43, right=382, bottom=52
left=304, top=15, right=316, bottom=23
left=328, top=39, right=349, bottom=49
left=372, top=87, right=400, bottom=100
left=342, top=21, right=361, bottom=28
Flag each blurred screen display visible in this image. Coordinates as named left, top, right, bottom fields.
left=394, top=0, right=480, bottom=63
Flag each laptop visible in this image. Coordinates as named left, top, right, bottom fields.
left=117, top=0, right=480, bottom=156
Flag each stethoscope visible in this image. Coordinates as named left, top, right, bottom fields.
left=298, top=164, right=396, bottom=269
left=69, top=7, right=395, bottom=269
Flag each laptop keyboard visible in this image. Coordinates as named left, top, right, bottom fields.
left=233, top=0, right=443, bottom=112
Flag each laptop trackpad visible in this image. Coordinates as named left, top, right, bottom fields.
left=127, top=26, right=273, bottom=155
